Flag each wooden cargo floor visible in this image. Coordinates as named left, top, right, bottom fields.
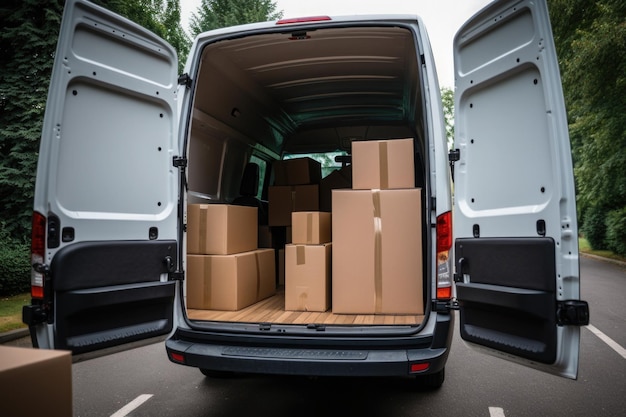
left=187, top=288, right=425, bottom=325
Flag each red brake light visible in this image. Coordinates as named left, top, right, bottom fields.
left=436, top=211, right=452, bottom=253
left=436, top=211, right=453, bottom=300
left=31, top=211, right=46, bottom=299
left=276, top=16, right=332, bottom=25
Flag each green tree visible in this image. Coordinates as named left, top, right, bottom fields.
left=0, top=0, right=64, bottom=240
left=190, top=0, right=283, bottom=35
left=441, top=87, right=454, bottom=151
left=549, top=0, right=626, bottom=252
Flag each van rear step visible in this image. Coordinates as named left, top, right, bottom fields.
left=187, top=289, right=425, bottom=325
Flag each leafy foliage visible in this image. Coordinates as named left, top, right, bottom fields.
left=190, top=0, right=283, bottom=35
left=605, top=207, right=626, bottom=256
left=549, top=0, right=626, bottom=248
left=441, top=87, right=454, bottom=150
left=0, top=223, right=30, bottom=296
left=0, top=0, right=64, bottom=240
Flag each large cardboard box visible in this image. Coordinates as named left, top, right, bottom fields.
left=268, top=184, right=319, bottom=226
left=285, top=243, right=332, bottom=312
left=332, top=188, right=423, bottom=314
left=292, top=212, right=331, bottom=244
left=187, top=249, right=275, bottom=310
left=0, top=346, right=72, bottom=417
left=187, top=204, right=258, bottom=255
left=273, top=157, right=321, bottom=186
left=352, top=138, right=415, bottom=190
left=319, top=165, right=352, bottom=212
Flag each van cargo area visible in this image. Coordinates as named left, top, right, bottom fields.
left=183, top=23, right=431, bottom=330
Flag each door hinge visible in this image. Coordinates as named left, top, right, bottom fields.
left=169, top=271, right=185, bottom=281
left=448, top=148, right=460, bottom=163
left=22, top=304, right=48, bottom=326
left=432, top=299, right=460, bottom=312
left=556, top=300, right=590, bottom=326
left=177, top=73, right=192, bottom=88
left=448, top=149, right=460, bottom=181
left=173, top=156, right=187, bottom=168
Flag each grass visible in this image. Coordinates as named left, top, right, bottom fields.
left=579, top=237, right=626, bottom=263
left=0, top=238, right=623, bottom=335
left=0, top=293, right=29, bottom=333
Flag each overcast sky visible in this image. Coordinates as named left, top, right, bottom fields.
left=179, top=0, right=494, bottom=88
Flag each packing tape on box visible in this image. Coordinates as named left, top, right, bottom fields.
left=372, top=190, right=383, bottom=313
left=378, top=141, right=389, bottom=189
left=306, top=213, right=313, bottom=244
left=296, top=245, right=306, bottom=265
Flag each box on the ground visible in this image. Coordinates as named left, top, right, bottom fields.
left=319, top=165, right=352, bottom=212
left=273, top=157, right=321, bottom=186
left=331, top=188, right=423, bottom=314
left=187, top=204, right=258, bottom=255
left=352, top=138, right=415, bottom=190
left=268, top=184, right=319, bottom=226
left=187, top=249, right=275, bottom=310
left=0, top=346, right=72, bottom=417
left=292, top=212, right=331, bottom=245
left=285, top=243, right=332, bottom=312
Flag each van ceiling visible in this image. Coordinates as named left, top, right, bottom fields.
left=194, top=24, right=421, bottom=155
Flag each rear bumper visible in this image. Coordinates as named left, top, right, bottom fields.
left=165, top=312, right=454, bottom=377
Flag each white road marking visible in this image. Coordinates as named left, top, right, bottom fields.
left=587, top=324, right=626, bottom=359
left=489, top=407, right=506, bottom=417
left=110, top=394, right=153, bottom=417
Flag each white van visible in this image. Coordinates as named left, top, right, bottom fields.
left=23, top=0, right=589, bottom=387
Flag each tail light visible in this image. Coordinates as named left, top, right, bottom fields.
left=31, top=211, right=46, bottom=299
left=436, top=211, right=453, bottom=300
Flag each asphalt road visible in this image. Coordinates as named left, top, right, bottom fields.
left=6, top=255, right=625, bottom=416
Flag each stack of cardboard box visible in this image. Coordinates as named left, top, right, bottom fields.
left=267, top=157, right=323, bottom=288
left=268, top=157, right=321, bottom=227
left=332, top=138, right=424, bottom=315
left=186, top=204, right=276, bottom=310
left=285, top=212, right=332, bottom=312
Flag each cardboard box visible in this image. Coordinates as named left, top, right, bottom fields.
left=331, top=188, right=423, bottom=314
left=319, top=165, right=352, bottom=212
left=285, top=243, right=332, bottom=312
left=273, top=157, right=321, bottom=186
left=292, top=212, right=331, bottom=244
left=0, top=346, right=72, bottom=417
left=187, top=204, right=258, bottom=255
left=268, top=184, right=319, bottom=226
left=352, top=138, right=415, bottom=190
left=187, top=249, right=276, bottom=310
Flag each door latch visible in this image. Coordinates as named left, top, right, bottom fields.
left=556, top=300, right=590, bottom=326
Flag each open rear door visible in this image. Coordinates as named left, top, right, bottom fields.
left=452, top=0, right=588, bottom=379
left=24, top=0, right=180, bottom=355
